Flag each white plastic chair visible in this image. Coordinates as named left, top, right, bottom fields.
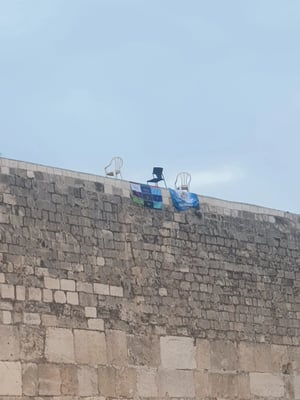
left=104, top=157, right=123, bottom=179
left=175, top=172, right=191, bottom=191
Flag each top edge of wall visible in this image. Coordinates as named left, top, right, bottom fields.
left=0, top=157, right=299, bottom=222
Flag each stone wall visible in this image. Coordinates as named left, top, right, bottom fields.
left=0, top=157, right=300, bottom=399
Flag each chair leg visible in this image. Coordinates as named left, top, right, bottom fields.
left=163, top=176, right=167, bottom=188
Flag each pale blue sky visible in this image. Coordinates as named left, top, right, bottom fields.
left=1, top=1, right=300, bottom=213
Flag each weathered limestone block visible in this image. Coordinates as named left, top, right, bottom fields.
left=270, top=344, right=289, bottom=373
left=294, top=375, right=300, bottom=400
left=16, top=285, right=25, bottom=301
left=160, top=336, right=196, bottom=369
left=289, top=346, right=300, bottom=373
left=23, top=312, right=41, bottom=325
left=0, top=284, right=15, bottom=299
left=44, top=276, right=60, bottom=290
left=137, top=367, right=158, bottom=397
left=22, top=363, right=38, bottom=396
left=88, top=318, right=104, bottom=331
left=98, top=366, right=116, bottom=397
left=54, top=290, right=66, bottom=303
left=196, top=339, right=211, bottom=370
left=2, top=310, right=11, bottom=324
left=0, top=325, right=19, bottom=360
left=210, top=340, right=238, bottom=371
left=94, top=282, right=109, bottom=295
left=61, top=278, right=75, bottom=291
left=45, top=327, right=74, bottom=363
left=28, top=287, right=41, bottom=301
left=106, top=329, right=128, bottom=366
left=238, top=372, right=251, bottom=399
left=20, top=325, right=44, bottom=361
left=116, top=367, right=137, bottom=398
left=194, top=371, right=210, bottom=398
left=158, top=369, right=195, bottom=397
left=128, top=334, right=160, bottom=367
left=41, top=314, right=57, bottom=327
left=110, top=285, right=123, bottom=297
left=249, top=372, right=284, bottom=397
left=78, top=366, right=98, bottom=396
left=67, top=291, right=79, bottom=305
left=239, top=342, right=273, bottom=372
left=209, top=372, right=239, bottom=398
left=0, top=361, right=22, bottom=395
left=38, top=363, right=61, bottom=396
left=61, top=365, right=78, bottom=395
left=85, top=306, right=97, bottom=318
left=74, top=329, right=107, bottom=364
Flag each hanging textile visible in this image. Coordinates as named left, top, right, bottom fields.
left=169, top=188, right=200, bottom=211
left=130, top=182, right=163, bottom=210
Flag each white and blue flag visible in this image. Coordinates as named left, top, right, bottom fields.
left=169, top=188, right=200, bottom=211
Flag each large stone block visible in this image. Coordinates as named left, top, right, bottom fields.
left=22, top=363, right=38, bottom=396
left=253, top=343, right=272, bottom=372
left=209, top=372, right=239, bottom=398
left=38, top=363, right=61, bottom=396
left=78, top=366, right=98, bottom=396
left=270, top=344, right=289, bottom=373
left=98, top=365, right=116, bottom=397
left=106, top=329, right=128, bottom=366
left=210, top=340, right=238, bottom=371
left=128, top=334, right=160, bottom=367
left=158, top=369, right=195, bottom=397
left=238, top=372, right=251, bottom=399
left=289, top=346, right=300, bottom=372
left=294, top=375, right=300, bottom=400
left=61, top=365, right=78, bottom=395
left=160, top=336, right=196, bottom=369
left=249, top=372, right=284, bottom=397
left=45, top=327, right=74, bottom=363
left=116, top=367, right=137, bottom=398
left=195, top=371, right=211, bottom=398
left=137, top=368, right=158, bottom=397
left=239, top=342, right=272, bottom=372
left=0, top=325, right=19, bottom=360
left=196, top=339, right=211, bottom=370
left=239, top=342, right=256, bottom=371
left=74, top=329, right=107, bottom=364
left=20, top=325, right=44, bottom=361
left=0, top=361, right=22, bottom=395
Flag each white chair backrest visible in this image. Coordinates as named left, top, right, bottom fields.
left=175, top=172, right=191, bottom=191
left=105, top=157, right=123, bottom=178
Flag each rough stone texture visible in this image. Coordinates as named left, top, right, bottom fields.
left=77, top=366, right=98, bottom=396
left=106, top=329, right=128, bottom=366
left=137, top=368, right=158, bottom=397
left=0, top=326, right=19, bottom=360
left=39, top=363, right=61, bottom=395
left=1, top=157, right=300, bottom=399
left=61, top=364, right=78, bottom=395
left=22, top=363, right=38, bottom=396
left=0, top=362, right=22, bottom=395
left=45, top=327, right=74, bottom=363
left=74, top=330, right=107, bottom=364
left=250, top=372, right=285, bottom=397
left=98, top=366, right=116, bottom=397
left=116, top=367, right=137, bottom=398
left=158, top=369, right=195, bottom=397
left=160, top=335, right=196, bottom=369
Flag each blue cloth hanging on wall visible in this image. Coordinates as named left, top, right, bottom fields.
left=169, top=188, right=200, bottom=211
